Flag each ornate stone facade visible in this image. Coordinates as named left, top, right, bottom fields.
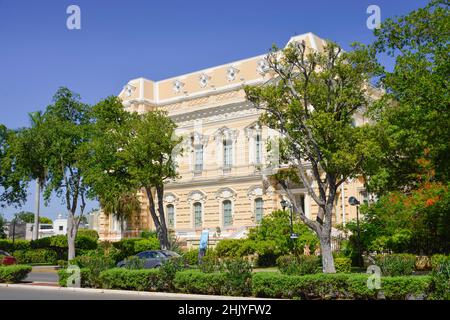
left=97, top=32, right=369, bottom=244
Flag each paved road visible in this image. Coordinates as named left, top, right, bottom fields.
left=0, top=286, right=218, bottom=300
left=25, top=271, right=59, bottom=283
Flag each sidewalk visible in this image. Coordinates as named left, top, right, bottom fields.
left=0, top=283, right=274, bottom=300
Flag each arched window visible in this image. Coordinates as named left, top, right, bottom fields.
left=193, top=202, right=202, bottom=228
left=223, top=200, right=232, bottom=227
left=255, top=198, right=264, bottom=223
left=166, top=204, right=175, bottom=228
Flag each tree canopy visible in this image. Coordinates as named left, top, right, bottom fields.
left=364, top=0, right=450, bottom=194
left=245, top=40, right=382, bottom=272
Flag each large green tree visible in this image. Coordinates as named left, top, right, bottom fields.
left=364, top=0, right=450, bottom=194
left=42, top=87, right=91, bottom=260
left=84, top=97, right=181, bottom=249
left=245, top=41, right=381, bottom=272
left=82, top=97, right=141, bottom=238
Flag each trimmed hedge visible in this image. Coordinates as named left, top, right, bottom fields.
left=334, top=257, right=352, bottom=273
left=0, top=265, right=32, bottom=283
left=112, top=238, right=160, bottom=261
left=0, top=239, right=31, bottom=252
left=174, top=270, right=228, bottom=295
left=183, top=249, right=199, bottom=266
left=55, top=266, right=437, bottom=300
left=14, top=249, right=58, bottom=264
left=276, top=255, right=321, bottom=275
left=57, top=268, right=93, bottom=288
left=77, top=229, right=99, bottom=241
left=252, top=272, right=431, bottom=300
left=375, top=254, right=416, bottom=276
left=99, top=268, right=162, bottom=291
left=31, top=235, right=97, bottom=251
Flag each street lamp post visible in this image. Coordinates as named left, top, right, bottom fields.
left=348, top=196, right=363, bottom=268
left=281, top=199, right=298, bottom=242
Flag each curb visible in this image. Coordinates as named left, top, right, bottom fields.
left=0, top=283, right=275, bottom=300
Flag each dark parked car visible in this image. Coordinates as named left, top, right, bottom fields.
left=117, top=250, right=181, bottom=269
left=0, top=250, right=17, bottom=265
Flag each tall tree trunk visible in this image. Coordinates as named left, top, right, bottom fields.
left=145, top=187, right=169, bottom=250
left=67, top=212, right=77, bottom=261
left=319, top=229, right=336, bottom=273
left=33, top=179, right=40, bottom=240
left=156, top=184, right=170, bottom=250
left=319, top=186, right=337, bottom=273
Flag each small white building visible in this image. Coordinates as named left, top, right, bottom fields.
left=53, top=214, right=67, bottom=235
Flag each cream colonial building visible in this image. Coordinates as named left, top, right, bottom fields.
left=95, top=33, right=370, bottom=245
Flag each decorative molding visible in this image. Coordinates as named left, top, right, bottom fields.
left=257, top=58, right=269, bottom=74
left=187, top=190, right=207, bottom=203
left=124, top=84, right=136, bottom=97
left=247, top=185, right=264, bottom=200
left=173, top=80, right=185, bottom=94
left=199, top=73, right=210, bottom=88
left=213, top=126, right=238, bottom=142
left=215, top=187, right=237, bottom=200
left=226, top=66, right=239, bottom=81
left=163, top=192, right=179, bottom=204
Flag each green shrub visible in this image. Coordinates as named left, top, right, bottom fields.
left=74, top=236, right=98, bottom=250
left=14, top=249, right=58, bottom=264
left=334, top=257, right=352, bottom=273
left=133, top=238, right=160, bottom=253
left=158, top=257, right=186, bottom=291
left=0, top=240, right=13, bottom=252
left=252, top=272, right=431, bottom=300
left=375, top=254, right=416, bottom=276
left=215, top=239, right=243, bottom=257
left=69, top=255, right=115, bottom=288
left=140, top=230, right=158, bottom=239
left=174, top=270, right=228, bottom=295
left=253, top=240, right=280, bottom=267
left=0, top=239, right=31, bottom=252
left=57, top=267, right=92, bottom=288
left=277, top=255, right=321, bottom=275
left=121, top=256, right=146, bottom=270
left=31, top=235, right=65, bottom=249
left=0, top=265, right=32, bottom=283
left=57, top=260, right=68, bottom=268
left=431, top=254, right=449, bottom=271
left=222, top=258, right=253, bottom=296
left=199, top=251, right=223, bottom=273
left=182, top=248, right=199, bottom=266
left=99, top=268, right=162, bottom=291
left=429, top=255, right=450, bottom=300
left=96, top=242, right=122, bottom=263
left=77, top=229, right=99, bottom=241
left=112, top=238, right=160, bottom=261
left=30, top=234, right=97, bottom=251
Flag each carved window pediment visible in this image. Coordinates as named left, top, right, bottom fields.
left=215, top=187, right=237, bottom=200
left=247, top=185, right=264, bottom=200
left=163, top=193, right=179, bottom=204
left=187, top=190, right=207, bottom=203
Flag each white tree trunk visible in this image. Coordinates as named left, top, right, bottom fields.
left=320, top=233, right=336, bottom=273
left=33, top=179, right=40, bottom=241
left=67, top=212, right=77, bottom=261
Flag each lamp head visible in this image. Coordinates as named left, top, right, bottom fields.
left=348, top=196, right=360, bottom=206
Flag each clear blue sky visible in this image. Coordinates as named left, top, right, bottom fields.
left=0, top=0, right=429, bottom=220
